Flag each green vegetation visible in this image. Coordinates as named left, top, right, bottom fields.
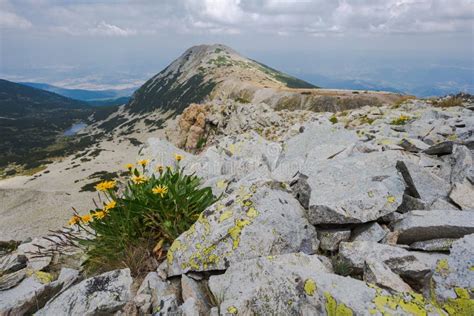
left=432, top=97, right=464, bottom=108
left=331, top=255, right=353, bottom=277
left=253, top=60, right=318, bottom=89
left=129, top=72, right=217, bottom=115
left=68, top=157, right=218, bottom=275
left=329, top=115, right=338, bottom=124
left=235, top=96, right=251, bottom=104
left=0, top=79, right=119, bottom=175
left=390, top=115, right=411, bottom=125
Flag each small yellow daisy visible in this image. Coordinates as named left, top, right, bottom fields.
left=68, top=215, right=81, bottom=226
left=81, top=214, right=92, bottom=223
left=138, top=159, right=150, bottom=167
left=95, top=180, right=116, bottom=192
left=152, top=184, right=168, bottom=197
left=104, top=200, right=116, bottom=212
left=131, top=175, right=147, bottom=184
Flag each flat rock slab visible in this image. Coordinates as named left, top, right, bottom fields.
left=208, top=252, right=441, bottom=315
left=350, top=222, right=387, bottom=242
left=449, top=179, right=474, bottom=210
left=431, top=234, right=474, bottom=314
left=296, top=151, right=405, bottom=224
left=396, top=160, right=451, bottom=205
left=392, top=210, right=474, bottom=244
left=166, top=182, right=319, bottom=276
left=339, top=241, right=446, bottom=281
left=272, top=122, right=359, bottom=181
left=36, top=268, right=132, bottom=315
left=363, top=259, right=413, bottom=293
left=409, top=238, right=456, bottom=252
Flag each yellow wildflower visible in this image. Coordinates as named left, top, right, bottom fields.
left=156, top=165, right=164, bottom=173
left=93, top=211, right=106, bottom=219
left=81, top=214, right=92, bottom=223
left=95, top=180, right=116, bottom=192
left=152, top=185, right=168, bottom=197
left=174, top=153, right=183, bottom=162
left=131, top=175, right=147, bottom=184
left=138, top=159, right=150, bottom=167
left=104, top=200, right=116, bottom=212
left=68, top=215, right=81, bottom=226
left=125, top=163, right=134, bottom=170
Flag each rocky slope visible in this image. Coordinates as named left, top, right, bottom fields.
left=1, top=95, right=473, bottom=315
left=94, top=44, right=407, bottom=138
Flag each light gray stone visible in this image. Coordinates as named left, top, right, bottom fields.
left=398, top=138, right=429, bottom=152
left=36, top=268, right=132, bottom=316
left=339, top=241, right=446, bottom=281
left=392, top=210, right=474, bottom=244
left=16, top=238, right=53, bottom=271
left=423, top=141, right=454, bottom=156
left=0, top=252, right=26, bottom=275
left=181, top=297, right=200, bottom=316
left=431, top=234, right=474, bottom=309
left=363, top=259, right=413, bottom=293
left=351, top=222, right=387, bottom=242
left=294, top=151, right=405, bottom=224
left=409, top=238, right=456, bottom=252
left=0, top=270, right=69, bottom=315
left=396, top=194, right=428, bottom=213
left=429, top=198, right=459, bottom=211
left=396, top=160, right=451, bottom=205
left=317, top=228, right=351, bottom=251
left=155, top=294, right=182, bottom=316
left=166, top=182, right=319, bottom=276
left=134, top=271, right=180, bottom=314
left=272, top=122, right=358, bottom=181
left=0, top=268, right=26, bottom=290
left=450, top=145, right=473, bottom=184
left=449, top=179, right=474, bottom=210
left=181, top=274, right=212, bottom=315
left=208, top=252, right=439, bottom=315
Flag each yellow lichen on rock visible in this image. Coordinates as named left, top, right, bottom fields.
left=28, top=270, right=54, bottom=284
left=167, top=239, right=183, bottom=264
left=442, top=288, right=474, bottom=316
left=324, top=292, right=353, bottom=316
left=304, top=279, right=316, bottom=296
left=219, top=210, right=233, bottom=223
left=227, top=306, right=238, bottom=314
left=228, top=219, right=251, bottom=249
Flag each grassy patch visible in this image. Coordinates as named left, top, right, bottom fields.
left=432, top=97, right=464, bottom=108
left=67, top=157, right=219, bottom=276
left=390, top=115, right=411, bottom=125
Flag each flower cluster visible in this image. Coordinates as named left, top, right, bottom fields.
left=68, top=153, right=184, bottom=227
left=95, top=180, right=116, bottom=192
left=65, top=152, right=219, bottom=275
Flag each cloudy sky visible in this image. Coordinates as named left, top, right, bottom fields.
left=0, top=0, right=473, bottom=94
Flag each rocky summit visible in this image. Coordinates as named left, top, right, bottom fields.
left=1, top=44, right=473, bottom=315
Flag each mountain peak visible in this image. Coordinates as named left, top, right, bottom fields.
left=127, top=44, right=316, bottom=113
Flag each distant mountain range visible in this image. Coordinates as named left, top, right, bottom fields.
left=20, top=82, right=133, bottom=106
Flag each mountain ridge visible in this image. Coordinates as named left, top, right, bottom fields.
left=127, top=44, right=318, bottom=114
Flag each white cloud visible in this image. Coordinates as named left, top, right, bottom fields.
left=3, top=0, right=473, bottom=36
left=0, top=0, right=32, bottom=29
left=88, top=21, right=136, bottom=37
